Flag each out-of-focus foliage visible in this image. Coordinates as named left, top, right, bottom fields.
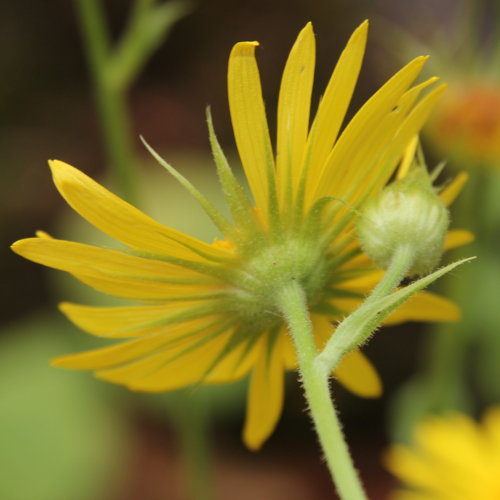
left=0, top=313, right=129, bottom=500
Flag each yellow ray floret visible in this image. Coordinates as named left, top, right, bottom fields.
left=386, top=408, right=500, bottom=499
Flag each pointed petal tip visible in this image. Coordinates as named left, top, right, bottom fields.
left=10, top=236, right=51, bottom=258
left=35, top=230, right=52, bottom=239
left=297, top=22, right=315, bottom=41
left=58, top=302, right=73, bottom=314
left=48, top=159, right=67, bottom=172
left=48, top=158, right=79, bottom=184
left=229, top=41, right=261, bottom=60
left=233, top=40, right=259, bottom=50
left=301, top=21, right=314, bottom=34
left=426, top=76, right=440, bottom=84
left=356, top=19, right=369, bottom=32
left=10, top=238, right=29, bottom=255
left=10, top=240, right=21, bottom=251
left=50, top=356, right=74, bottom=369
left=408, top=55, right=430, bottom=69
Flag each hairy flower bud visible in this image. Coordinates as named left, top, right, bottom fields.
left=357, top=167, right=449, bottom=275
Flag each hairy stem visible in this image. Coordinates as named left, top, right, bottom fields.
left=278, top=281, right=367, bottom=500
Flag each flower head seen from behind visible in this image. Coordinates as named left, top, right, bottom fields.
left=12, top=22, right=470, bottom=450
left=386, top=407, right=500, bottom=500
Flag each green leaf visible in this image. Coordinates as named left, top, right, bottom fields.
left=370, top=257, right=475, bottom=328
left=316, top=257, right=474, bottom=375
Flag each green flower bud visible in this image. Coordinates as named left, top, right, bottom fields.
left=357, top=167, right=449, bottom=275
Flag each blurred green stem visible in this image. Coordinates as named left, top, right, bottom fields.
left=176, top=395, right=215, bottom=500
left=74, top=2, right=214, bottom=499
left=278, top=281, right=367, bottom=500
left=74, top=0, right=190, bottom=204
left=74, top=0, right=138, bottom=203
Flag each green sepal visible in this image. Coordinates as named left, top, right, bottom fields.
left=206, top=108, right=263, bottom=250
left=141, top=136, right=233, bottom=238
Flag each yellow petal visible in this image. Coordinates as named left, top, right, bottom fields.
left=98, top=329, right=232, bottom=391
left=205, top=339, right=260, bottom=384
left=283, top=331, right=298, bottom=369
left=413, top=414, right=488, bottom=482
left=73, top=271, right=219, bottom=302
left=12, top=237, right=219, bottom=301
left=228, top=41, right=274, bottom=215
left=440, top=172, right=468, bottom=206
left=310, top=56, right=428, bottom=204
left=384, top=290, right=460, bottom=324
left=52, top=316, right=221, bottom=369
left=305, top=21, right=368, bottom=185
left=12, top=237, right=208, bottom=281
left=334, top=349, right=382, bottom=398
left=243, top=334, right=285, bottom=450
left=385, top=445, right=453, bottom=497
left=59, top=302, right=212, bottom=338
left=313, top=79, right=435, bottom=222
left=344, top=83, right=447, bottom=209
left=338, top=270, right=384, bottom=293
left=444, top=229, right=474, bottom=250
left=276, top=23, right=315, bottom=203
left=397, top=135, right=419, bottom=179
left=52, top=335, right=174, bottom=370
left=48, top=160, right=228, bottom=262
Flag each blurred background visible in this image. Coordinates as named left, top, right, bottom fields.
left=2, top=0, right=498, bottom=499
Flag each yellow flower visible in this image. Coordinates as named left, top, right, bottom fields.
left=386, top=408, right=500, bottom=500
left=12, top=22, right=471, bottom=450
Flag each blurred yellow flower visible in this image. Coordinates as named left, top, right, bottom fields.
left=386, top=408, right=500, bottom=500
left=11, top=22, right=470, bottom=450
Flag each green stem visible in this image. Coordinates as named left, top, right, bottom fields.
left=277, top=282, right=367, bottom=500
left=317, top=244, right=415, bottom=375
left=74, top=0, right=139, bottom=204
left=177, top=398, right=214, bottom=500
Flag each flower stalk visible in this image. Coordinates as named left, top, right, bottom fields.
left=277, top=281, right=368, bottom=500
left=279, top=248, right=471, bottom=498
